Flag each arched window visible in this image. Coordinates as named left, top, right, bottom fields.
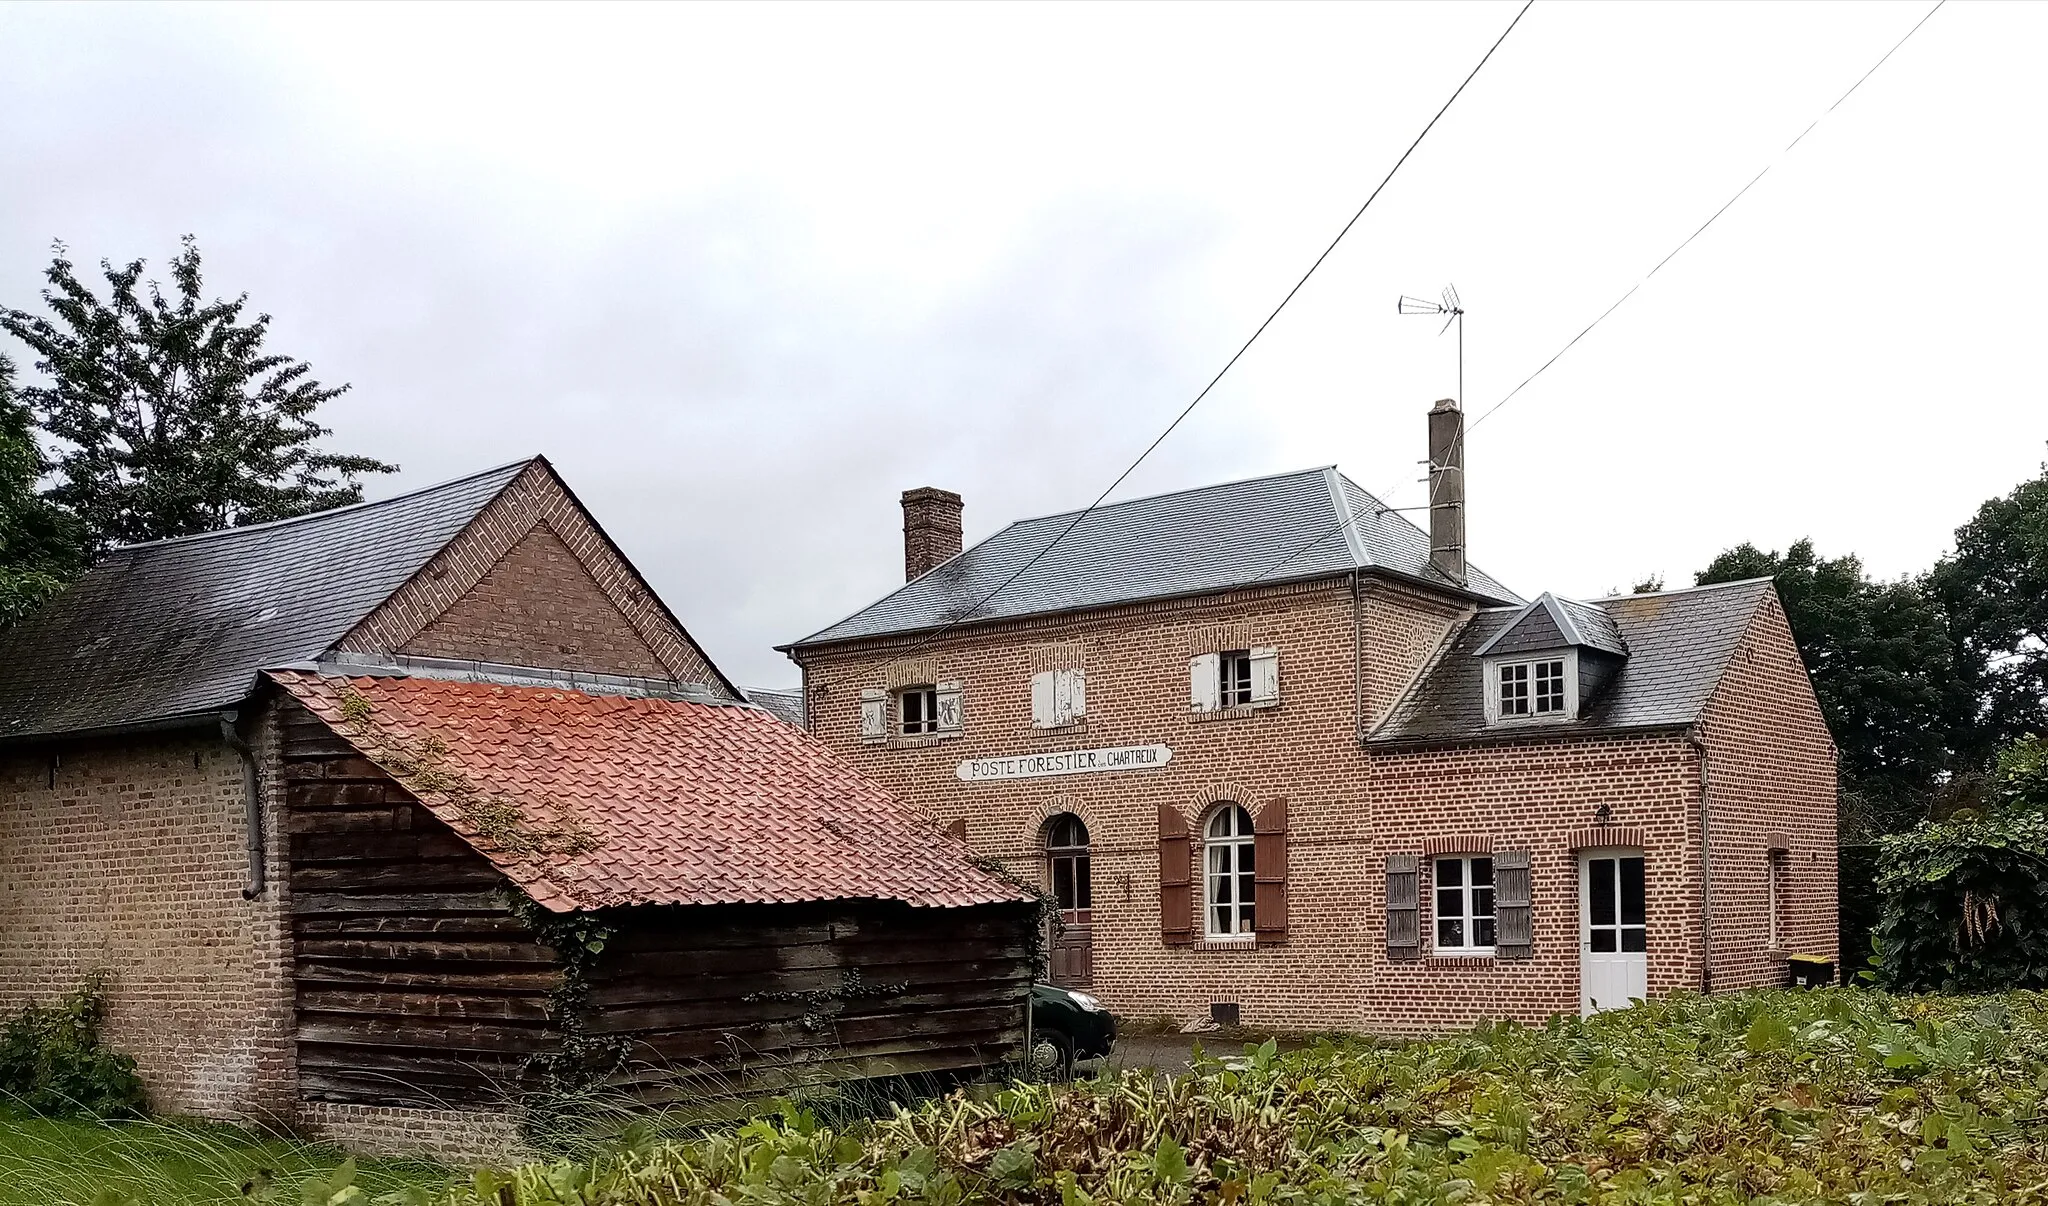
left=1204, top=804, right=1256, bottom=937
left=1045, top=813, right=1091, bottom=913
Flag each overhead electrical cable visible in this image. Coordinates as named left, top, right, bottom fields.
left=835, top=0, right=1533, bottom=675
left=1239, top=0, right=1948, bottom=592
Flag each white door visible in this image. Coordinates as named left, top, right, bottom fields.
left=1580, top=850, right=1647, bottom=1016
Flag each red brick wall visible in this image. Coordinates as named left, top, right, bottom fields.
left=1696, top=592, right=1839, bottom=987
left=0, top=710, right=294, bottom=1120
left=399, top=524, right=670, bottom=678
left=339, top=461, right=732, bottom=694
left=1362, top=734, right=1703, bottom=1032
left=798, top=577, right=1447, bottom=1033
left=796, top=576, right=1838, bottom=1035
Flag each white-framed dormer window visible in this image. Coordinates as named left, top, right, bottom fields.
left=1485, top=654, right=1577, bottom=724
left=1434, top=855, right=1496, bottom=955
left=1204, top=804, right=1257, bottom=937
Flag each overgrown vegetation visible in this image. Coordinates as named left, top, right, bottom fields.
left=1875, top=736, right=2048, bottom=992
left=0, top=973, right=145, bottom=1119
left=392, top=989, right=2048, bottom=1205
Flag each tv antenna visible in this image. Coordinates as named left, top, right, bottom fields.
left=1398, top=284, right=1464, bottom=408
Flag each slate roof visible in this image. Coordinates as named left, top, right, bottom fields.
left=271, top=669, right=1029, bottom=913
left=743, top=686, right=807, bottom=729
left=0, top=461, right=532, bottom=741
left=1370, top=578, right=1777, bottom=746
left=788, top=467, right=1520, bottom=648
left=1474, top=591, right=1629, bottom=659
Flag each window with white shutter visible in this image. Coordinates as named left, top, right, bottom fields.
left=1188, top=653, right=1220, bottom=713
left=859, top=689, right=888, bottom=743
left=1065, top=667, right=1086, bottom=722
left=1031, top=668, right=1086, bottom=729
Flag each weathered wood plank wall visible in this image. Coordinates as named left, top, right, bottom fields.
left=585, top=900, right=1036, bottom=1102
left=282, top=700, right=562, bottom=1109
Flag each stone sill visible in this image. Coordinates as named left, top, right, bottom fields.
left=1189, top=702, right=1280, bottom=724
left=1196, top=936, right=1258, bottom=952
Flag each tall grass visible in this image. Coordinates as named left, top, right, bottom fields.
left=0, top=1107, right=447, bottom=1206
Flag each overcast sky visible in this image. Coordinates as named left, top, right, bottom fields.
left=3, top=1, right=2041, bottom=686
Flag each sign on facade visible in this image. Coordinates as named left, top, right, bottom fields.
left=956, top=744, right=1173, bottom=783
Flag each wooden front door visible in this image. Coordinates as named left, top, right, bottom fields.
left=1046, top=814, right=1093, bottom=987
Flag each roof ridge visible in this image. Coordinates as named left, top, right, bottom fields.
left=998, top=464, right=1340, bottom=531
left=1592, top=577, right=1774, bottom=604
left=108, top=457, right=540, bottom=552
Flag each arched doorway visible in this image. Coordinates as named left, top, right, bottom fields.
left=1044, top=813, right=1093, bottom=987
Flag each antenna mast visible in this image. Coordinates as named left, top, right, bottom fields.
left=1397, top=284, right=1464, bottom=408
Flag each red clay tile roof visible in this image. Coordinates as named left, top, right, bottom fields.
left=269, top=670, right=1029, bottom=913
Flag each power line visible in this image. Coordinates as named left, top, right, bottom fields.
left=833, top=0, right=1534, bottom=674
left=1241, top=0, right=1947, bottom=592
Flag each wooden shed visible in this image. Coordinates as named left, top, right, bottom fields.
left=271, top=664, right=1038, bottom=1111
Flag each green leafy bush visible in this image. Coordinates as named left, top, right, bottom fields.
left=417, top=989, right=2048, bottom=1205
left=0, top=971, right=146, bottom=1118
left=1875, top=736, right=2048, bottom=992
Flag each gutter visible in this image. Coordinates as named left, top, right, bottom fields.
left=1687, top=728, right=1715, bottom=994
left=219, top=711, right=266, bottom=900
left=1351, top=570, right=1364, bottom=743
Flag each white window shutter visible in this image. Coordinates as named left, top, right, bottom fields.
left=934, top=680, right=964, bottom=734
left=1189, top=653, right=1220, bottom=712
left=1067, top=667, right=1087, bottom=721
left=1250, top=647, right=1280, bottom=704
left=1052, top=668, right=1076, bottom=725
left=859, top=689, right=887, bottom=742
left=1030, top=671, right=1056, bottom=729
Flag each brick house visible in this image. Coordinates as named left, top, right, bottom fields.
left=783, top=402, right=1838, bottom=1034
left=0, top=456, right=1032, bottom=1155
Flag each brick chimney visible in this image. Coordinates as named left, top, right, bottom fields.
left=901, top=487, right=964, bottom=581
left=1426, top=399, right=1466, bottom=585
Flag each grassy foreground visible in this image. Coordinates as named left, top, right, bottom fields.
left=436, top=989, right=2048, bottom=1206
left=0, top=1110, right=446, bottom=1206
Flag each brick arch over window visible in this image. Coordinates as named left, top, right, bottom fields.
left=1028, top=794, right=1100, bottom=846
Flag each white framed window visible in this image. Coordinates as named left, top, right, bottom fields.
left=1190, top=648, right=1280, bottom=713
left=1485, top=655, right=1576, bottom=724
left=1766, top=851, right=1785, bottom=950
left=1204, top=804, right=1257, bottom=937
left=1433, top=855, right=1496, bottom=954
left=899, top=685, right=939, bottom=734
left=1219, top=651, right=1254, bottom=707
left=894, top=681, right=963, bottom=737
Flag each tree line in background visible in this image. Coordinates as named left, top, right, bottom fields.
left=0, top=236, right=393, bottom=625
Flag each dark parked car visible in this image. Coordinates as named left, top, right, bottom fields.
left=1029, top=982, right=1116, bottom=1077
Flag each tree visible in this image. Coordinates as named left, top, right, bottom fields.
left=1696, top=539, right=1968, bottom=836
left=1930, top=465, right=2048, bottom=756
left=0, top=237, right=395, bottom=549
left=0, top=353, right=84, bottom=625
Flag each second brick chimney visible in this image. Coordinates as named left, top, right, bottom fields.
left=901, top=487, right=964, bottom=581
left=1426, top=398, right=1466, bottom=586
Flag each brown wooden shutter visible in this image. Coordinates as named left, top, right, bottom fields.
left=1495, top=849, right=1532, bottom=960
left=1158, top=804, right=1193, bottom=946
left=1386, top=853, right=1421, bottom=961
left=945, top=817, right=968, bottom=841
left=1253, top=798, right=1289, bottom=944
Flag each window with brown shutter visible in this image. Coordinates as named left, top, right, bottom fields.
left=1387, top=853, right=1421, bottom=961
left=1253, top=799, right=1289, bottom=944
left=1495, top=849, right=1533, bottom=960
left=1158, top=804, right=1193, bottom=946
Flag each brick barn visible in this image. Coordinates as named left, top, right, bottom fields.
left=0, top=457, right=1033, bottom=1155
left=783, top=400, right=1838, bottom=1034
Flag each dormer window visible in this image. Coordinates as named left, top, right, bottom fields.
left=1485, top=653, right=1578, bottom=724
